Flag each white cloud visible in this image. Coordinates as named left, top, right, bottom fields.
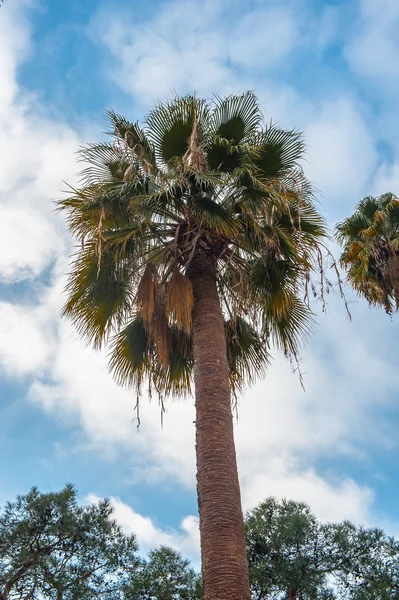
left=373, top=147, right=399, bottom=197
left=0, top=3, right=81, bottom=283
left=227, top=7, right=298, bottom=70
left=304, top=98, right=377, bottom=214
left=89, top=0, right=300, bottom=105
left=87, top=493, right=200, bottom=561
left=241, top=464, right=374, bottom=523
left=345, top=0, right=399, bottom=90
left=0, top=0, right=32, bottom=106
left=0, top=301, right=51, bottom=376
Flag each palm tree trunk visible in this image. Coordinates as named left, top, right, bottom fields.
left=187, top=249, right=250, bottom=600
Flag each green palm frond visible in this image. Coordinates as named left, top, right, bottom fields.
left=211, top=92, right=262, bottom=144
left=108, top=315, right=152, bottom=391
left=254, top=125, right=305, bottom=178
left=206, top=135, right=246, bottom=173
left=146, top=95, right=208, bottom=165
left=78, top=142, right=129, bottom=186
left=190, top=196, right=241, bottom=237
left=106, top=108, right=158, bottom=176
left=62, top=242, right=134, bottom=348
left=266, top=296, right=315, bottom=357
left=225, top=317, right=270, bottom=391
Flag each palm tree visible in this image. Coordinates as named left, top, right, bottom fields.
left=58, top=92, right=327, bottom=600
left=336, top=193, right=399, bottom=313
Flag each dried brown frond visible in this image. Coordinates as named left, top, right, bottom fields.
left=151, top=300, right=171, bottom=368
left=183, top=117, right=207, bottom=173
left=136, top=263, right=157, bottom=323
left=166, top=269, right=194, bottom=333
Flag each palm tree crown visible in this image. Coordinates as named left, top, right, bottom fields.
left=336, top=193, right=399, bottom=313
left=59, top=92, right=326, bottom=402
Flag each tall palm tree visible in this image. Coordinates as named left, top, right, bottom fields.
left=336, top=193, right=399, bottom=313
left=58, top=93, right=327, bottom=600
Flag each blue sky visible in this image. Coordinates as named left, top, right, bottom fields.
left=1, top=0, right=399, bottom=560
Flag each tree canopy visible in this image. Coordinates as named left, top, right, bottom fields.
left=0, top=485, right=202, bottom=600
left=245, top=497, right=399, bottom=600
left=124, top=546, right=201, bottom=600
left=0, top=485, right=138, bottom=600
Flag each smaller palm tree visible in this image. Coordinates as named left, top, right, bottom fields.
left=336, top=193, right=399, bottom=313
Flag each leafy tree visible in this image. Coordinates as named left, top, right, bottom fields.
left=245, top=497, right=397, bottom=600
left=246, top=498, right=336, bottom=600
left=336, top=532, right=399, bottom=600
left=336, top=192, right=399, bottom=313
left=0, top=485, right=139, bottom=600
left=125, top=546, right=201, bottom=600
left=58, top=92, right=328, bottom=599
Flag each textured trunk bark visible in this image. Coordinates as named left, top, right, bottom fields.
left=288, top=589, right=297, bottom=600
left=187, top=249, right=250, bottom=600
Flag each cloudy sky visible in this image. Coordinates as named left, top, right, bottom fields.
left=1, top=0, right=399, bottom=562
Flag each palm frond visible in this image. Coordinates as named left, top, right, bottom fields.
left=206, top=136, right=246, bottom=173
left=108, top=315, right=151, bottom=390
left=136, top=263, right=158, bottom=323
left=225, top=317, right=270, bottom=391
left=265, top=295, right=315, bottom=357
left=62, top=242, right=134, bottom=349
left=190, top=195, right=241, bottom=237
left=166, top=270, right=194, bottom=333
left=336, top=193, right=399, bottom=313
left=78, top=142, right=129, bottom=186
left=211, top=92, right=262, bottom=144
left=106, top=108, right=158, bottom=176
left=146, top=95, right=209, bottom=165
left=254, top=125, right=305, bottom=178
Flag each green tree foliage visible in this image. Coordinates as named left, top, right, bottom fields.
left=336, top=192, right=399, bottom=313
left=124, top=546, right=201, bottom=600
left=0, top=485, right=139, bottom=600
left=245, top=497, right=399, bottom=600
left=336, top=532, right=399, bottom=600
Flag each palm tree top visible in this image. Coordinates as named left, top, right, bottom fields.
left=58, top=92, right=329, bottom=402
left=336, top=192, right=399, bottom=313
